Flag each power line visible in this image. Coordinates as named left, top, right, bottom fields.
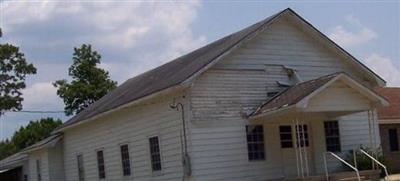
left=11, top=110, right=65, bottom=114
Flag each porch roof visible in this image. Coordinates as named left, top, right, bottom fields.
left=250, top=72, right=388, bottom=119
left=0, top=152, right=27, bottom=171
left=20, top=134, right=62, bottom=153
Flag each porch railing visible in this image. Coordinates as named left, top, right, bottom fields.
left=358, top=149, right=389, bottom=179
left=323, top=151, right=361, bottom=181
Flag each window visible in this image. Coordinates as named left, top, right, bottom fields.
left=246, top=125, right=265, bottom=161
left=280, top=126, right=293, bottom=148
left=120, top=144, right=131, bottom=176
left=77, top=154, right=85, bottom=181
left=389, top=129, right=399, bottom=152
left=149, top=136, right=162, bottom=171
left=296, top=124, right=309, bottom=147
left=97, top=150, right=106, bottom=179
left=324, top=121, right=341, bottom=152
left=36, top=159, right=41, bottom=181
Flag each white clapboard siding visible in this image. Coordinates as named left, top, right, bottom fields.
left=306, top=81, right=372, bottom=112
left=47, top=142, right=65, bottom=181
left=63, top=97, right=185, bottom=181
left=29, top=149, right=50, bottom=181
left=189, top=16, right=378, bottom=180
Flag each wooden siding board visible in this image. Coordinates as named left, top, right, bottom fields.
left=63, top=98, right=185, bottom=181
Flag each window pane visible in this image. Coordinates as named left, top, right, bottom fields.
left=389, top=129, right=399, bottom=151
left=149, top=137, right=162, bottom=171
left=120, top=145, right=131, bottom=176
left=246, top=125, right=265, bottom=160
left=324, top=121, right=341, bottom=152
left=97, top=150, right=106, bottom=179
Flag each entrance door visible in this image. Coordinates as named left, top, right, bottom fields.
left=279, top=124, right=313, bottom=178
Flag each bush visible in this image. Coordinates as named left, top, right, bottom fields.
left=343, top=146, right=390, bottom=177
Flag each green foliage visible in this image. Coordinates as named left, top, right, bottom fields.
left=344, top=147, right=389, bottom=176
left=53, top=44, right=117, bottom=116
left=0, top=28, right=37, bottom=113
left=0, top=117, right=62, bottom=160
left=0, top=139, right=16, bottom=159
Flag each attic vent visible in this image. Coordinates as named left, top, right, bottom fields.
left=267, top=91, right=279, bottom=97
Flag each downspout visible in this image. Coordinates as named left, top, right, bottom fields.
left=170, top=98, right=191, bottom=178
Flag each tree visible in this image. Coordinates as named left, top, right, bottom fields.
left=0, top=117, right=62, bottom=160
left=0, top=28, right=37, bottom=114
left=53, top=44, right=117, bottom=116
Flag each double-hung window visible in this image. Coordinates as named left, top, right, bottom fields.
left=324, top=121, right=341, bottom=152
left=389, top=128, right=399, bottom=152
left=149, top=136, right=162, bottom=171
left=77, top=154, right=85, bottom=181
left=246, top=125, right=265, bottom=161
left=97, top=150, right=106, bottom=179
left=120, top=144, right=132, bottom=176
left=36, top=159, right=41, bottom=181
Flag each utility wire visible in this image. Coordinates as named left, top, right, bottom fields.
left=11, top=110, right=65, bottom=114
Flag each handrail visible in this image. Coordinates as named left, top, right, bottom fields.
left=359, top=149, right=389, bottom=179
left=323, top=152, right=361, bottom=181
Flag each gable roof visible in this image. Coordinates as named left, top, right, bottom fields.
left=251, top=72, right=339, bottom=116
left=375, top=87, right=400, bottom=120
left=56, top=8, right=385, bottom=132
left=0, top=152, right=27, bottom=171
left=250, top=72, right=388, bottom=118
left=20, top=134, right=62, bottom=153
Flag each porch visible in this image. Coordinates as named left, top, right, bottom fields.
left=248, top=73, right=388, bottom=181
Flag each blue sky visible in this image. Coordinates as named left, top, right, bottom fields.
left=0, top=1, right=399, bottom=140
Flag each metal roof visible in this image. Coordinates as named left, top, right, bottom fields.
left=56, top=8, right=385, bottom=131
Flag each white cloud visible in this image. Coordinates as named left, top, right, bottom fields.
left=1, top=1, right=207, bottom=82
left=329, top=15, right=377, bottom=48
left=364, top=54, right=400, bottom=86
left=21, top=82, right=63, bottom=110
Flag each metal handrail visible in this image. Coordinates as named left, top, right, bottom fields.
left=323, top=152, right=361, bottom=181
left=359, top=149, right=389, bottom=179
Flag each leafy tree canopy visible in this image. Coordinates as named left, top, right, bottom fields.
left=53, top=44, right=117, bottom=116
left=0, top=28, right=37, bottom=113
left=0, top=117, right=62, bottom=159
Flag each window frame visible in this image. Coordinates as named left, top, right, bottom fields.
left=388, top=128, right=399, bottom=152
left=149, top=136, right=163, bottom=172
left=96, top=150, right=106, bottom=179
left=324, top=120, right=342, bottom=153
left=279, top=125, right=293, bottom=148
left=76, top=154, right=85, bottom=181
left=36, top=159, right=41, bottom=181
left=119, top=144, right=132, bottom=176
left=246, top=125, right=266, bottom=161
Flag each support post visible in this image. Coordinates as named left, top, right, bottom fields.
left=296, top=118, right=304, bottom=178
left=293, top=120, right=300, bottom=177
left=300, top=119, right=309, bottom=176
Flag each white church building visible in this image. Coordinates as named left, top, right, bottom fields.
left=0, top=8, right=390, bottom=181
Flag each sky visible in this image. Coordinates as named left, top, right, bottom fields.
left=0, top=0, right=399, bottom=140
